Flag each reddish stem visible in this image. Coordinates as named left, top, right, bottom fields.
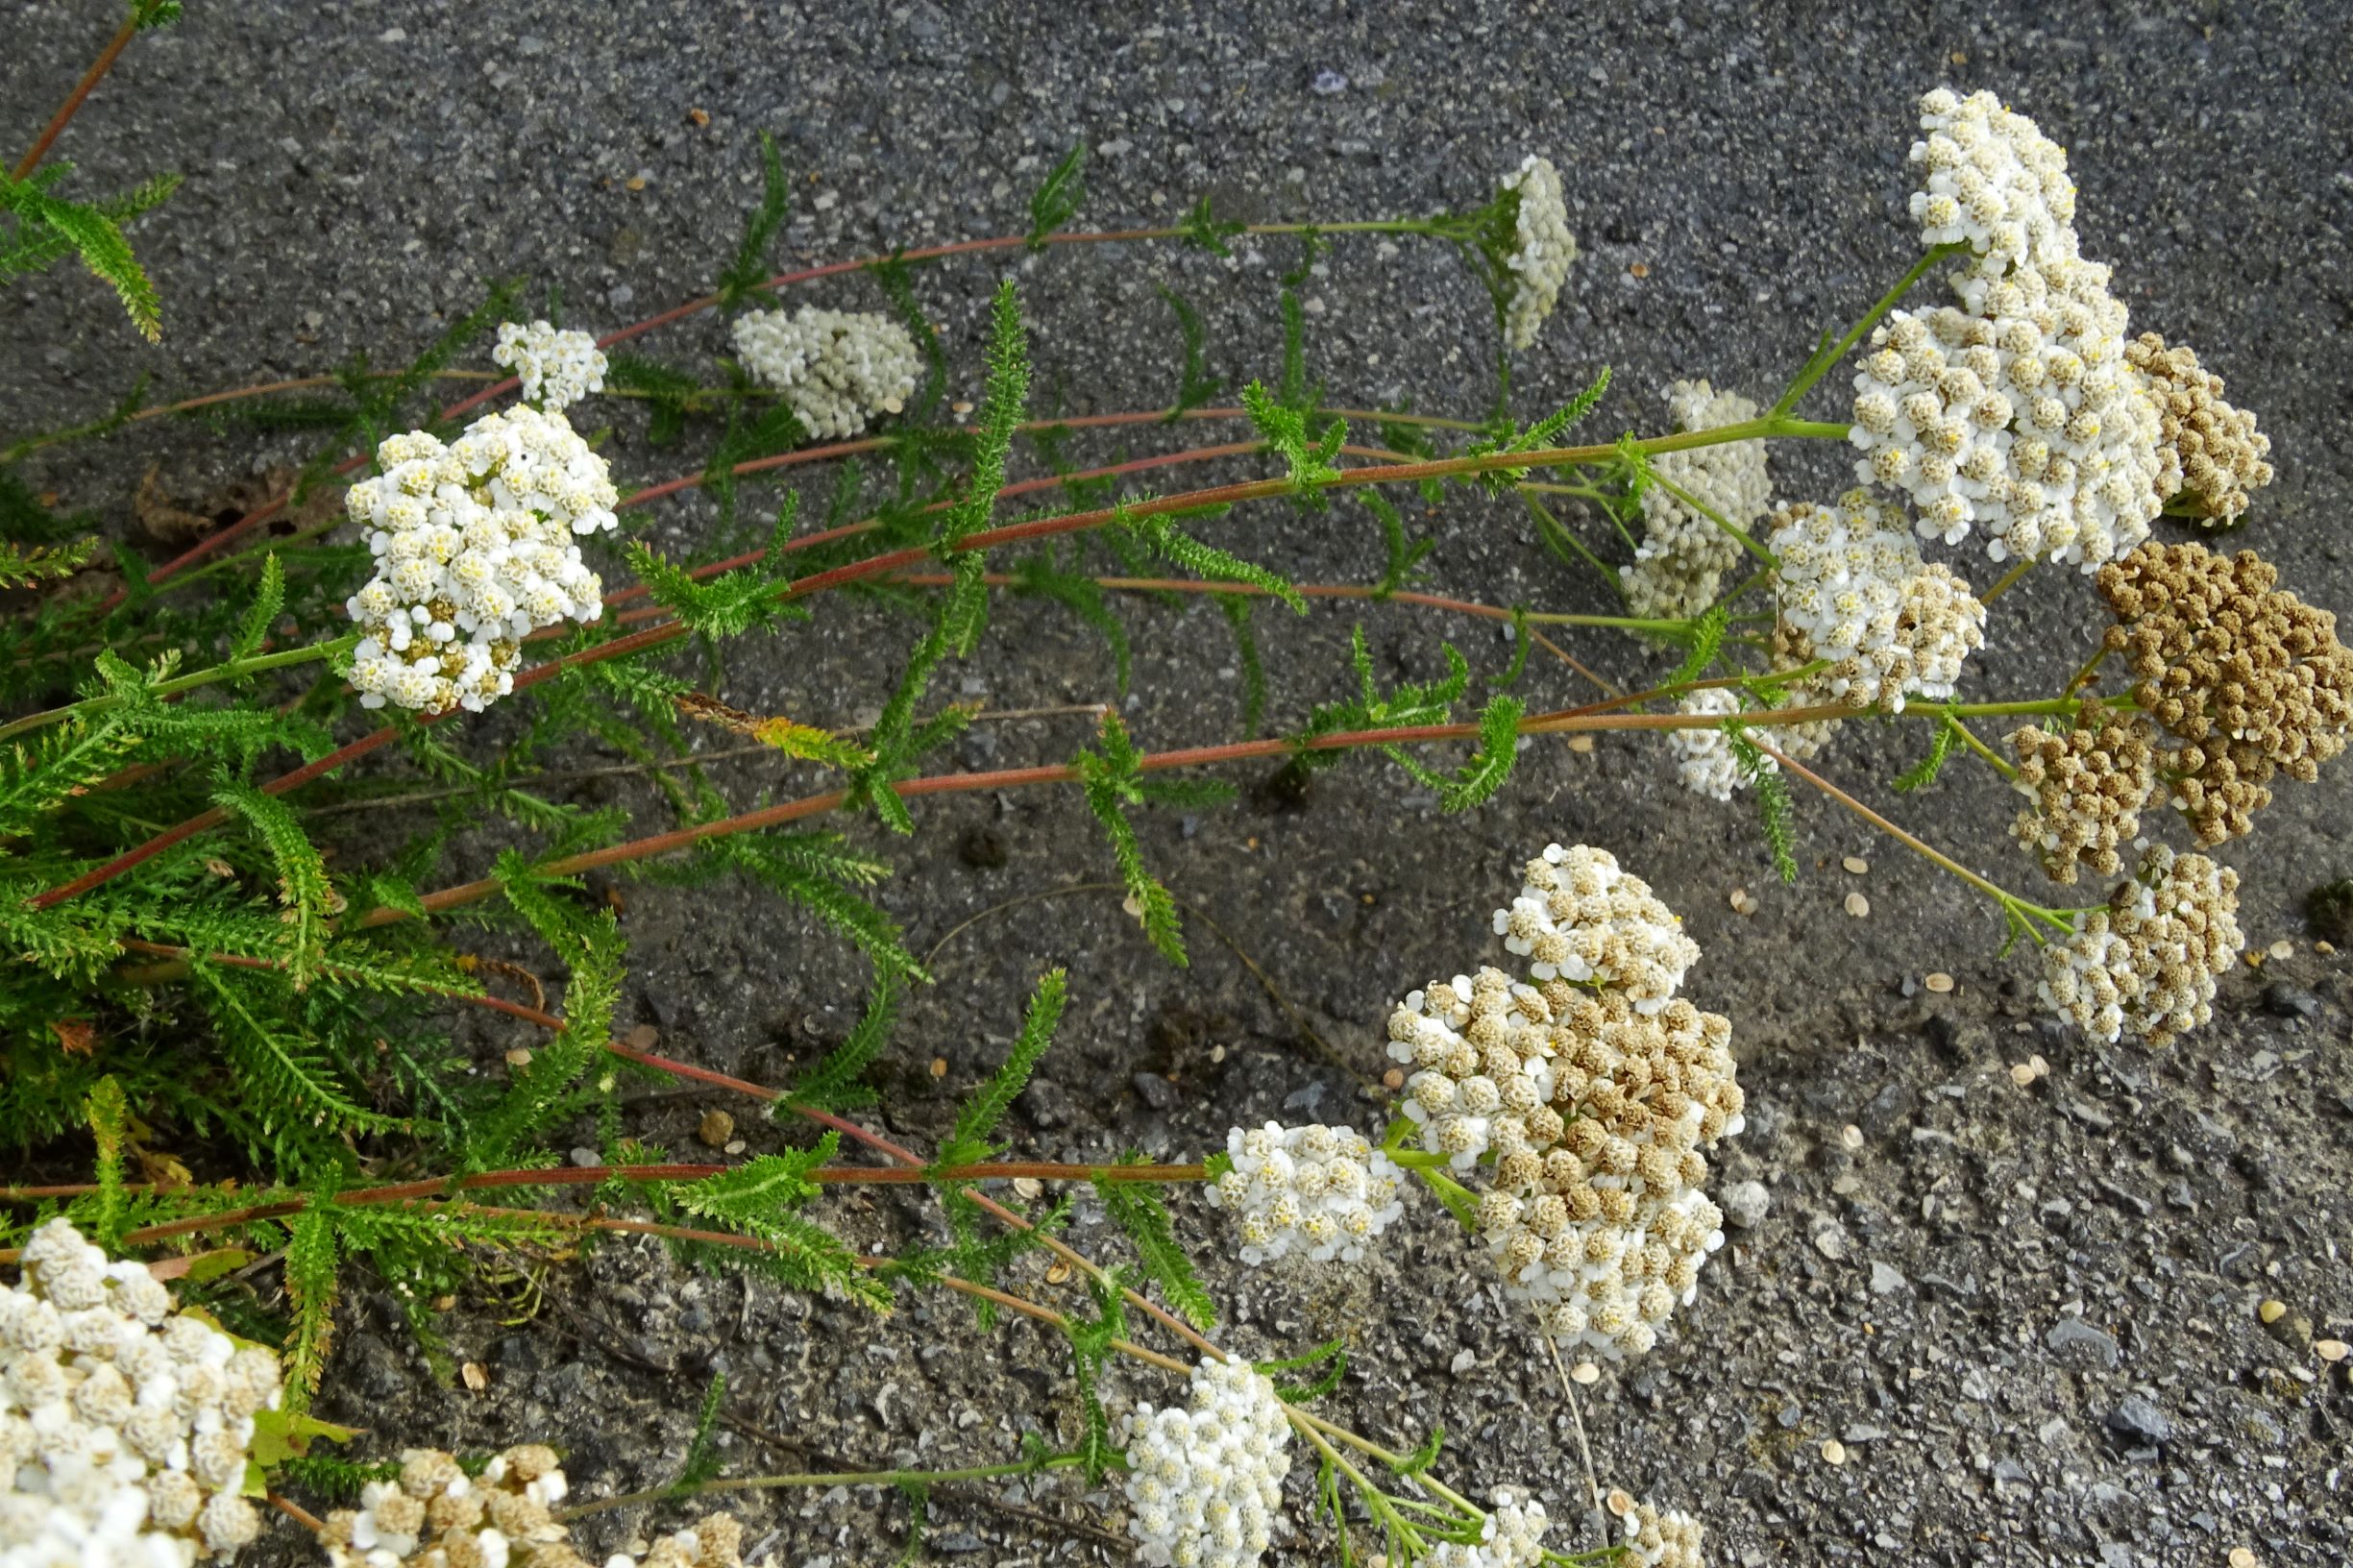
left=12, top=16, right=137, bottom=180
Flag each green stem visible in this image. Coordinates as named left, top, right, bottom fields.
left=1641, top=470, right=1776, bottom=568
left=1752, top=735, right=2079, bottom=939
left=559, top=1456, right=1093, bottom=1521
left=2062, top=644, right=2110, bottom=698
left=1980, top=555, right=2036, bottom=603
left=1291, top=1415, right=1429, bottom=1558
left=1943, top=713, right=2018, bottom=780
left=1769, top=242, right=1968, bottom=417
left=0, top=633, right=359, bottom=746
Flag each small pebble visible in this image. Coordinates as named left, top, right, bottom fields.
left=1842, top=855, right=1870, bottom=874
left=1845, top=892, right=1871, bottom=918
left=698, top=1110, right=734, bottom=1148
left=569, top=1147, right=602, bottom=1167
left=1924, top=971, right=1954, bottom=993
left=1720, top=1179, right=1771, bottom=1230
left=2316, top=941, right=2336, bottom=955
left=1450, top=1349, right=1478, bottom=1374
left=1821, top=1439, right=1847, bottom=1465
left=461, top=1362, right=488, bottom=1392
left=1814, top=1228, right=1849, bottom=1262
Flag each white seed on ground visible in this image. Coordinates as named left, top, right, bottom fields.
left=1845, top=892, right=1871, bottom=918
left=1842, top=855, right=1870, bottom=874
left=1924, top=971, right=1954, bottom=993
left=1821, top=1438, right=1847, bottom=1465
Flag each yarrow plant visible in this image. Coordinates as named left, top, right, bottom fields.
left=2, top=41, right=2343, bottom=1568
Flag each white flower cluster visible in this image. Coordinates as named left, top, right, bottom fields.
left=729, top=306, right=920, bottom=439
left=1851, top=89, right=2181, bottom=572
left=1206, top=1123, right=1405, bottom=1266
left=1770, top=494, right=1987, bottom=711
left=1624, top=381, right=1772, bottom=623
left=1388, top=969, right=1563, bottom=1172
left=1494, top=845, right=1698, bottom=1012
left=1667, top=687, right=1769, bottom=801
left=1386, top=846, right=1743, bottom=1362
left=1609, top=1489, right=1706, bottom=1568
left=491, top=320, right=607, bottom=414
left=319, top=1445, right=744, bottom=1568
left=1498, top=156, right=1575, bottom=352
left=2039, top=844, right=2243, bottom=1047
left=1, top=1219, right=278, bottom=1568
left=1426, top=1488, right=1550, bottom=1568
left=343, top=406, right=618, bottom=715
left=1119, top=1359, right=1291, bottom=1568
left=1907, top=88, right=2077, bottom=278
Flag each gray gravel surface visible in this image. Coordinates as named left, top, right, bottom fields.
left=6, top=3, right=2351, bottom=1565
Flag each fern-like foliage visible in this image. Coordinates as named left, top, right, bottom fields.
left=1463, top=367, right=1612, bottom=493
left=0, top=165, right=182, bottom=341
left=717, top=131, right=793, bottom=310
left=1093, top=1158, right=1214, bottom=1331
left=937, top=968, right=1066, bottom=1169
left=1113, top=498, right=1307, bottom=613
left=1893, top=720, right=1956, bottom=794
left=1024, top=143, right=1088, bottom=250
left=1155, top=285, right=1225, bottom=420
left=1072, top=717, right=1234, bottom=965
left=210, top=779, right=334, bottom=988
left=672, top=1134, right=889, bottom=1309
left=1239, top=380, right=1344, bottom=503
left=1292, top=624, right=1468, bottom=777
left=783, top=975, right=897, bottom=1114
left=1728, top=731, right=1800, bottom=883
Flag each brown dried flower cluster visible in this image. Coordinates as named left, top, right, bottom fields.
left=2123, top=332, right=2275, bottom=523
left=2096, top=543, right=2353, bottom=844
left=2008, top=708, right=2160, bottom=882
left=318, top=1445, right=742, bottom=1568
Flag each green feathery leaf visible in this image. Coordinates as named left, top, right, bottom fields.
left=1464, top=366, right=1611, bottom=493
left=1073, top=715, right=1189, bottom=964
left=1440, top=694, right=1523, bottom=813
left=1893, top=719, right=1957, bottom=794
left=84, top=1077, right=130, bottom=1250
left=1093, top=1159, right=1214, bottom=1331
left=228, top=555, right=284, bottom=662
left=1155, top=285, right=1225, bottom=420
left=281, top=1199, right=342, bottom=1410
left=1024, top=143, right=1088, bottom=251
left=937, top=969, right=1066, bottom=1168
left=784, top=975, right=898, bottom=1114
left=210, top=779, right=333, bottom=988
left=1728, top=731, right=1800, bottom=883
left=1177, top=193, right=1244, bottom=257
left=1218, top=594, right=1267, bottom=736
left=718, top=131, right=793, bottom=309
left=1239, top=380, right=1344, bottom=504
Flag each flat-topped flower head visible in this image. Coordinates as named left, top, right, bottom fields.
left=1770, top=495, right=1986, bottom=712
left=2, top=1218, right=278, bottom=1567
left=492, top=320, right=608, bottom=414
left=1208, top=1122, right=1405, bottom=1266
left=1849, top=302, right=2175, bottom=571
left=2122, top=331, right=2274, bottom=524
left=1494, top=845, right=1698, bottom=1012
left=342, top=406, right=617, bottom=715
left=1497, top=156, right=1575, bottom=351
left=1119, top=1359, right=1291, bottom=1568
left=2040, top=844, right=2243, bottom=1046
left=1624, top=380, right=1771, bottom=622
left=2008, top=709, right=2160, bottom=883
left=1387, top=969, right=1563, bottom=1171
left=1909, top=88, right=2080, bottom=280
left=2096, top=542, right=2353, bottom=845
left=730, top=306, right=921, bottom=439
